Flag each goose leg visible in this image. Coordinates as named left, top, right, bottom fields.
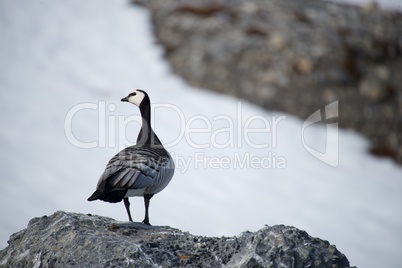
left=124, top=197, right=133, bottom=222
left=142, top=194, right=154, bottom=225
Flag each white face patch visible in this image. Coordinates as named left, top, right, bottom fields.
left=128, top=90, right=145, bottom=106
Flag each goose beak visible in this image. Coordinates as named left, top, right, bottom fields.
left=121, top=96, right=129, bottom=102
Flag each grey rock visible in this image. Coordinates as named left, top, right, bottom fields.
left=358, top=78, right=391, bottom=102
left=0, top=211, right=352, bottom=267
left=133, top=0, right=402, bottom=164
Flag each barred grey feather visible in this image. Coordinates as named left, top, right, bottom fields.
left=90, top=144, right=174, bottom=199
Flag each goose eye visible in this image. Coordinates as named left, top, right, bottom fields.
left=129, top=92, right=137, bottom=97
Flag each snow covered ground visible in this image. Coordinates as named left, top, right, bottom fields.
left=0, top=1, right=401, bottom=267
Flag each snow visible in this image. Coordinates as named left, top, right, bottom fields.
left=0, top=0, right=401, bottom=267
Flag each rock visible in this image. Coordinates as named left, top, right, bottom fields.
left=0, top=211, right=352, bottom=268
left=293, top=57, right=314, bottom=75
left=358, top=65, right=394, bottom=101
left=361, top=1, right=379, bottom=12
left=132, top=0, right=402, bottom=164
left=358, top=78, right=392, bottom=102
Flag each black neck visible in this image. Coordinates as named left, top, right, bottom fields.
left=136, top=98, right=162, bottom=147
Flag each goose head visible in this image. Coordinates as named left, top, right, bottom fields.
left=121, top=89, right=147, bottom=107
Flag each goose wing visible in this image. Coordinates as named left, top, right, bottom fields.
left=88, top=145, right=172, bottom=202
left=102, top=152, right=159, bottom=190
left=97, top=146, right=169, bottom=191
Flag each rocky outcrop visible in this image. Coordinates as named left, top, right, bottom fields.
left=133, top=0, right=402, bottom=164
left=0, top=211, right=352, bottom=267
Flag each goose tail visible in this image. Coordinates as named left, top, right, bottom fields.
left=87, top=190, right=102, bottom=201
left=87, top=190, right=126, bottom=203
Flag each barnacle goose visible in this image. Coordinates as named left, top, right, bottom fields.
left=88, top=89, right=175, bottom=225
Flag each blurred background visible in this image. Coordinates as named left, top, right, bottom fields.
left=0, top=0, right=401, bottom=267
